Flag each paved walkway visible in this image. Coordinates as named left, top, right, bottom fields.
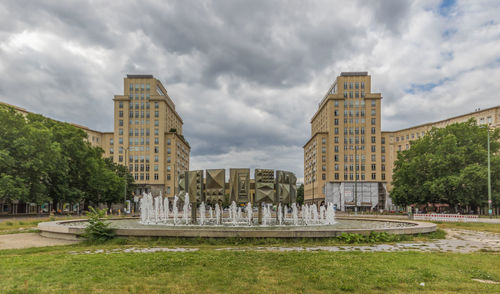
left=0, top=233, right=79, bottom=250
left=1, top=228, right=499, bottom=253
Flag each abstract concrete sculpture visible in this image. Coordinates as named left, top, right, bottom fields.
left=229, top=168, right=250, bottom=204
left=255, top=169, right=275, bottom=203
left=205, top=169, right=225, bottom=203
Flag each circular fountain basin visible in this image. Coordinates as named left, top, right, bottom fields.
left=38, top=217, right=436, bottom=240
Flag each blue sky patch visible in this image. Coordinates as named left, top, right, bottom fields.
left=438, top=0, right=456, bottom=17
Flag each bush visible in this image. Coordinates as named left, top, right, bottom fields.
left=82, top=207, right=115, bottom=243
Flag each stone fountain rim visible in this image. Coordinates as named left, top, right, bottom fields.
left=38, top=217, right=436, bottom=240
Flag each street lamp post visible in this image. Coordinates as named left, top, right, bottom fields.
left=354, top=145, right=358, bottom=215
left=480, top=125, right=492, bottom=218
left=487, top=128, right=492, bottom=218
left=124, top=147, right=130, bottom=208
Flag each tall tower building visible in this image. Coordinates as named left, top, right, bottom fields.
left=303, top=72, right=388, bottom=209
left=112, top=75, right=190, bottom=197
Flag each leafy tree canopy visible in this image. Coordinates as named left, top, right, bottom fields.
left=391, top=119, right=500, bottom=211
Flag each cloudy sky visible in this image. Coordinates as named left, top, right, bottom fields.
left=1, top=0, right=499, bottom=182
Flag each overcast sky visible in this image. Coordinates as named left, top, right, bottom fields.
left=1, top=0, right=499, bottom=182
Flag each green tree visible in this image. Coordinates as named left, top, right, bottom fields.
left=296, top=184, right=304, bottom=205
left=391, top=119, right=500, bottom=212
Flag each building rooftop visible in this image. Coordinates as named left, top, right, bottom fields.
left=126, top=74, right=154, bottom=79
left=340, top=72, right=368, bottom=76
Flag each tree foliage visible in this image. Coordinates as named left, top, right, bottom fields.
left=0, top=105, right=134, bottom=207
left=391, top=119, right=500, bottom=211
left=296, top=184, right=304, bottom=205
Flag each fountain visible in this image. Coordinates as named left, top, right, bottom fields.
left=38, top=168, right=437, bottom=239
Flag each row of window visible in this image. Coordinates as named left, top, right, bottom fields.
left=119, top=102, right=159, bottom=109
left=119, top=119, right=159, bottom=126
left=333, top=126, right=377, bottom=135
left=118, top=111, right=160, bottom=119
left=133, top=173, right=158, bottom=181
left=129, top=83, right=151, bottom=91
left=322, top=163, right=386, bottom=171
left=396, top=131, right=425, bottom=142
left=344, top=91, right=365, bottom=98
left=320, top=173, right=385, bottom=181
left=343, top=82, right=365, bottom=89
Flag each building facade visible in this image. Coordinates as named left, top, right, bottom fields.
left=1, top=74, right=190, bottom=202
left=304, top=72, right=500, bottom=210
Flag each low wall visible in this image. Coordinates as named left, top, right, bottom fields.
left=38, top=217, right=436, bottom=240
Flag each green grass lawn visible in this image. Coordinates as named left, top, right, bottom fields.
left=434, top=222, right=500, bottom=234
left=0, top=245, right=499, bottom=293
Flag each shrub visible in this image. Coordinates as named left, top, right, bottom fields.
left=82, top=207, right=115, bottom=243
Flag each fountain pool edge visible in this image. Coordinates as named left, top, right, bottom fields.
left=38, top=217, right=436, bottom=241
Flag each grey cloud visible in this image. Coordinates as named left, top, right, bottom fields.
left=1, top=0, right=499, bottom=180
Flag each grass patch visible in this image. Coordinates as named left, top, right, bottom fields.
left=79, top=230, right=445, bottom=248
left=434, top=222, right=500, bottom=234
left=0, top=246, right=499, bottom=293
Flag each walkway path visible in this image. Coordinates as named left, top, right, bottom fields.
left=1, top=229, right=499, bottom=253
left=0, top=233, right=79, bottom=250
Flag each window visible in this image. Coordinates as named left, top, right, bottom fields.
left=361, top=82, right=365, bottom=89
left=371, top=145, right=376, bottom=152
left=322, top=155, right=326, bottom=162
left=154, top=155, right=159, bottom=162
left=371, top=127, right=376, bottom=134
left=155, top=102, right=159, bottom=109
left=167, top=139, right=171, bottom=145
left=371, top=155, right=376, bottom=161
left=371, top=118, right=376, bottom=125
left=371, top=173, right=376, bottom=180
left=155, top=128, right=159, bottom=136
left=155, top=147, right=159, bottom=153
left=371, top=100, right=376, bottom=107
left=355, top=82, right=359, bottom=89
left=344, top=91, right=348, bottom=98
left=322, top=147, right=326, bottom=153
left=322, top=165, right=326, bottom=171
left=119, top=102, right=123, bottom=108
left=350, top=82, right=353, bottom=89
left=154, top=164, right=158, bottom=171
left=155, top=111, right=159, bottom=118
left=119, top=120, right=123, bottom=126
left=146, top=173, right=150, bottom=180
left=381, top=173, right=385, bottom=180
left=167, top=148, right=171, bottom=154
left=381, top=146, right=385, bottom=153
left=154, top=137, right=159, bottom=144
left=344, top=82, right=347, bottom=89
left=334, top=119, right=339, bottom=125
left=118, top=137, right=123, bottom=144
left=334, top=146, right=339, bottom=152
left=154, top=120, right=159, bottom=126
left=129, top=84, right=133, bottom=91
left=322, top=138, right=326, bottom=144
left=154, top=173, right=159, bottom=180
left=335, top=173, right=339, bottom=180
left=371, top=164, right=376, bottom=171
left=334, top=137, right=339, bottom=143
left=322, top=173, right=326, bottom=180
left=167, top=174, right=171, bottom=180
left=371, top=109, right=376, bottom=116
left=371, top=136, right=376, bottom=143
left=334, top=128, right=339, bottom=134
left=334, top=155, right=339, bottom=162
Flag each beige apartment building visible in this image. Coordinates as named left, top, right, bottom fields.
left=1, top=74, right=190, bottom=200
left=304, top=72, right=499, bottom=210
